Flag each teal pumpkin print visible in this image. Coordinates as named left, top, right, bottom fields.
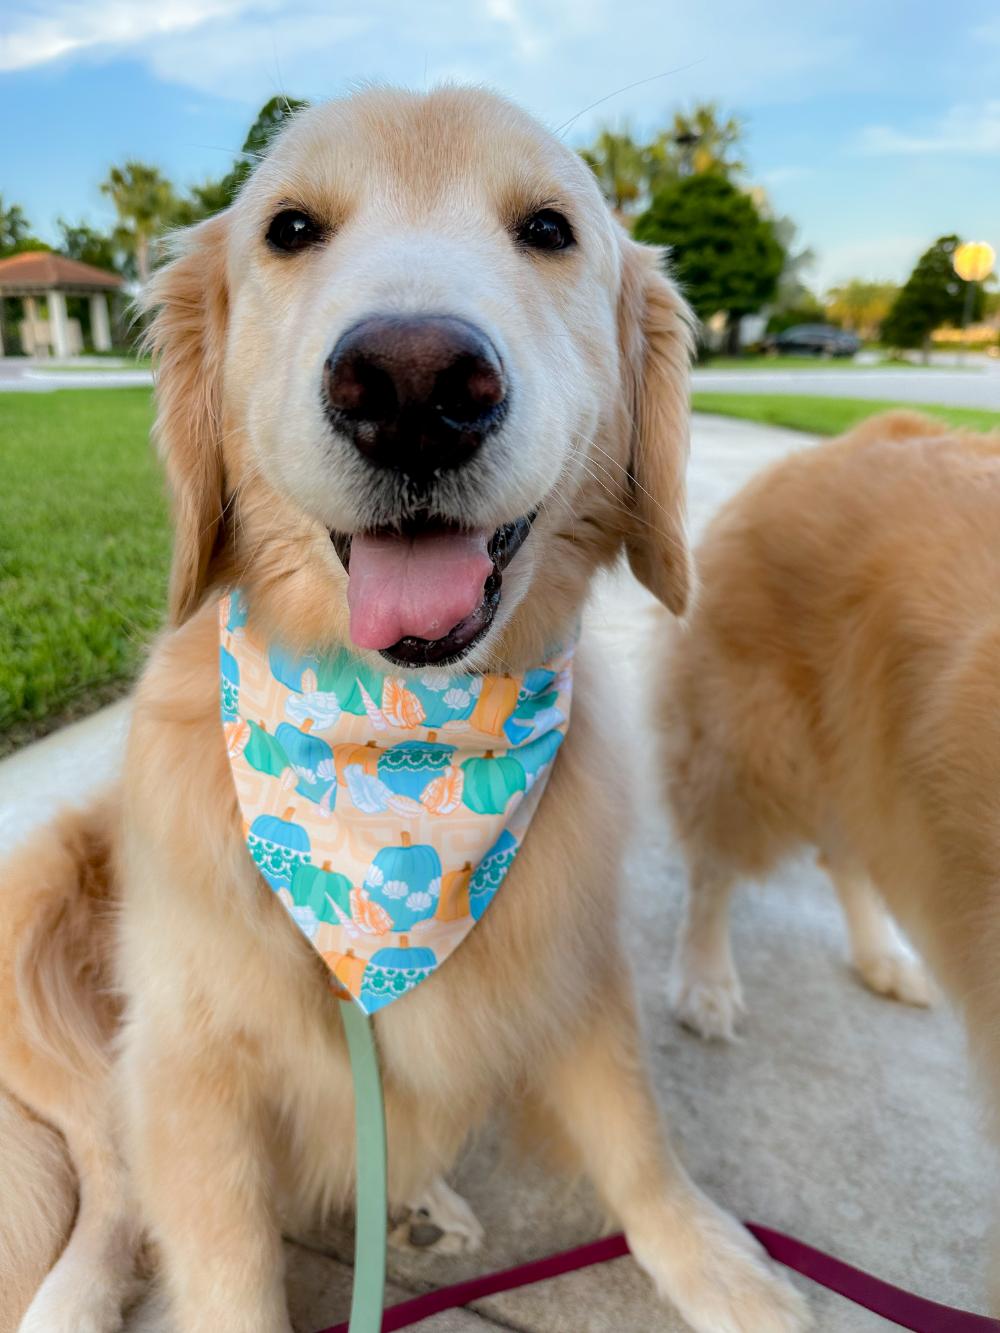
left=360, top=939, right=438, bottom=1013
left=268, top=644, right=382, bottom=714
left=461, top=750, right=526, bottom=815
left=243, top=721, right=289, bottom=779
left=268, top=644, right=317, bottom=693
left=377, top=735, right=455, bottom=801
left=407, top=672, right=478, bottom=727
left=290, top=860, right=352, bottom=921
left=313, top=649, right=384, bottom=717
left=511, top=729, right=563, bottom=783
left=469, top=830, right=518, bottom=920
left=365, top=833, right=442, bottom=931
left=248, top=808, right=310, bottom=891
left=275, top=722, right=335, bottom=805
left=220, top=645, right=240, bottom=721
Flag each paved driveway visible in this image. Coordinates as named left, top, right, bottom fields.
left=1, top=414, right=989, bottom=1332
left=693, top=363, right=1000, bottom=410
left=0, top=357, right=153, bottom=391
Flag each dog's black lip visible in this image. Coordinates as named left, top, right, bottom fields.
left=329, top=513, right=536, bottom=667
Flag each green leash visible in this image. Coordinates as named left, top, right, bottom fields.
left=340, top=1000, right=388, bottom=1332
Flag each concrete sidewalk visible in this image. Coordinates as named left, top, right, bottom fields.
left=2, top=415, right=991, bottom=1331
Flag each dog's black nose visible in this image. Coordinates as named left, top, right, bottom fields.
left=323, top=315, right=507, bottom=479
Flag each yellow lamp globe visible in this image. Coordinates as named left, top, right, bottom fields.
left=953, top=241, right=996, bottom=283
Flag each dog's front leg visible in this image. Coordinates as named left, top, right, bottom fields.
left=122, top=1019, right=291, bottom=1333
left=535, top=973, right=811, bottom=1333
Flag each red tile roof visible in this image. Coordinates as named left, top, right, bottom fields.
left=0, top=251, right=123, bottom=292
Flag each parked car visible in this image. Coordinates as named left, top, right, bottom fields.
left=764, top=324, right=861, bottom=358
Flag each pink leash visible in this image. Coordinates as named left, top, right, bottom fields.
left=317, top=1223, right=999, bottom=1333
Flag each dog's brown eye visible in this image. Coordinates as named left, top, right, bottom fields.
left=516, top=209, right=575, bottom=253
left=266, top=209, right=322, bottom=254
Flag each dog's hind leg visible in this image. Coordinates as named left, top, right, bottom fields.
left=0, top=1088, right=75, bottom=1333
left=0, top=796, right=142, bottom=1333
left=16, top=1097, right=140, bottom=1333
left=819, top=854, right=934, bottom=1007
left=534, top=974, right=810, bottom=1333
left=669, top=854, right=745, bottom=1040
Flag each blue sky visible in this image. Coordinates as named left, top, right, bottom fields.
left=2, top=0, right=999, bottom=290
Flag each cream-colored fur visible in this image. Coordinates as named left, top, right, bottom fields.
left=0, top=88, right=806, bottom=1333
left=659, top=413, right=1000, bottom=1276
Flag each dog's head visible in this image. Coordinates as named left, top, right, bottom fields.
left=145, top=86, right=692, bottom=671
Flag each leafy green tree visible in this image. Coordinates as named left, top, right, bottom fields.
left=57, top=219, right=122, bottom=273
left=634, top=174, right=784, bottom=351
left=0, top=196, right=30, bottom=256
left=0, top=197, right=51, bottom=257
left=881, top=235, right=984, bottom=353
left=100, top=162, right=177, bottom=283
left=825, top=280, right=898, bottom=340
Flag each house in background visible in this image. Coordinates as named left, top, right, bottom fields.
left=0, top=252, right=123, bottom=357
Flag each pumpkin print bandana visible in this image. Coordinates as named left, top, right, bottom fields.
left=220, top=592, right=574, bottom=1014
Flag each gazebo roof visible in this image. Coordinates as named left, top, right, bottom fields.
left=0, top=251, right=123, bottom=294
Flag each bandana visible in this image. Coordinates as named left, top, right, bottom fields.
left=220, top=591, right=574, bottom=1014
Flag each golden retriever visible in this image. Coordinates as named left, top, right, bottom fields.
left=658, top=410, right=1000, bottom=1292
left=0, top=88, right=808, bottom=1333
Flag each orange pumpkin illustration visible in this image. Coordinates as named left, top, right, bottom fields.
left=328, top=947, right=368, bottom=997
left=470, top=675, right=519, bottom=736
left=436, top=861, right=473, bottom=922
left=334, top=739, right=380, bottom=786
left=382, top=678, right=426, bottom=728
left=349, top=886, right=392, bottom=935
left=421, top=766, right=464, bottom=815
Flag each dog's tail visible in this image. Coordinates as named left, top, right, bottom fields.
left=0, top=794, right=120, bottom=1332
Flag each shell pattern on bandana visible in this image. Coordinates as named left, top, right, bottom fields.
left=220, top=591, right=574, bottom=1014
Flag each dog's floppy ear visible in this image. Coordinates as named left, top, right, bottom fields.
left=141, top=212, right=230, bottom=625
left=617, top=237, right=694, bottom=615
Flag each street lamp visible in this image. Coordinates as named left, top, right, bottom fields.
left=953, top=241, right=996, bottom=359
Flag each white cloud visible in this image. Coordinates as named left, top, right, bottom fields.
left=858, top=100, right=1000, bottom=156
left=0, top=0, right=259, bottom=72
left=1, top=0, right=866, bottom=122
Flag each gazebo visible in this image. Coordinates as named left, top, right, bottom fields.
left=0, top=251, right=123, bottom=358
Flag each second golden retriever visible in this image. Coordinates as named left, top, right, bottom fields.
left=659, top=410, right=1000, bottom=1296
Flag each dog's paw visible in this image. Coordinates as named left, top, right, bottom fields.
left=855, top=950, right=935, bottom=1007
left=630, top=1199, right=811, bottom=1333
left=390, top=1176, right=484, bottom=1256
left=670, top=967, right=746, bottom=1041
left=18, top=1281, right=124, bottom=1333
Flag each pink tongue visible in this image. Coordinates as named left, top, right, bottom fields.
left=347, top=530, right=494, bottom=650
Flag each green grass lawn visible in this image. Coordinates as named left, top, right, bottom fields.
left=0, top=388, right=168, bottom=754
left=2, top=384, right=999, bottom=757
left=690, top=393, right=1000, bottom=437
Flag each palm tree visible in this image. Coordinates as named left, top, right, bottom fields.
left=579, top=131, right=646, bottom=216
left=646, top=105, right=745, bottom=193
left=100, top=162, right=177, bottom=283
